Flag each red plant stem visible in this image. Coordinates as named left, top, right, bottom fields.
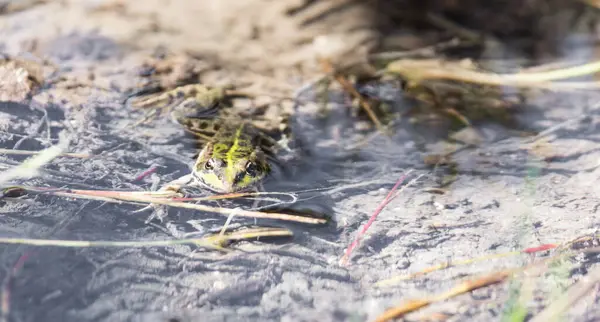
left=1, top=252, right=32, bottom=321
left=133, top=164, right=158, bottom=181
left=341, top=172, right=410, bottom=265
left=523, top=244, right=558, bottom=253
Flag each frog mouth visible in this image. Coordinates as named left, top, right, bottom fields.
left=192, top=172, right=261, bottom=194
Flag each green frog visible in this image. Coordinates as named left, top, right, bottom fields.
left=126, top=84, right=294, bottom=197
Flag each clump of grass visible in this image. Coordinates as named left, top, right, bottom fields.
left=376, top=269, right=517, bottom=322
left=529, top=263, right=600, bottom=322
left=372, top=235, right=600, bottom=321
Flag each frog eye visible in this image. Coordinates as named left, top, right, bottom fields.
left=204, top=159, right=214, bottom=170
left=245, top=162, right=257, bottom=177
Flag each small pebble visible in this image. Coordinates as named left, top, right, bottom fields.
left=434, top=201, right=444, bottom=211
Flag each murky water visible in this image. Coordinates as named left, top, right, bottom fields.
left=2, top=2, right=600, bottom=321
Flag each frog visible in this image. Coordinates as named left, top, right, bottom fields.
left=126, top=84, right=295, bottom=213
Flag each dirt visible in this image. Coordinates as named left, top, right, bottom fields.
left=1, top=1, right=600, bottom=322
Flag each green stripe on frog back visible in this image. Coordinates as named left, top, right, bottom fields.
left=208, top=123, right=255, bottom=160
left=226, top=123, right=255, bottom=164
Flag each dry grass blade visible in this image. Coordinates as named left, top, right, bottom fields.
left=0, top=132, right=70, bottom=186
left=205, top=227, right=293, bottom=244
left=89, top=191, right=323, bottom=224
left=386, top=59, right=600, bottom=90
left=374, top=270, right=516, bottom=322
left=529, top=265, right=600, bottom=322
left=376, top=251, right=521, bottom=287
left=0, top=227, right=293, bottom=252
left=0, top=148, right=89, bottom=158
left=0, top=236, right=225, bottom=250
left=376, top=243, right=558, bottom=287
left=23, top=187, right=327, bottom=224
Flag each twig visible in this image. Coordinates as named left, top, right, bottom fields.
left=24, top=187, right=328, bottom=224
